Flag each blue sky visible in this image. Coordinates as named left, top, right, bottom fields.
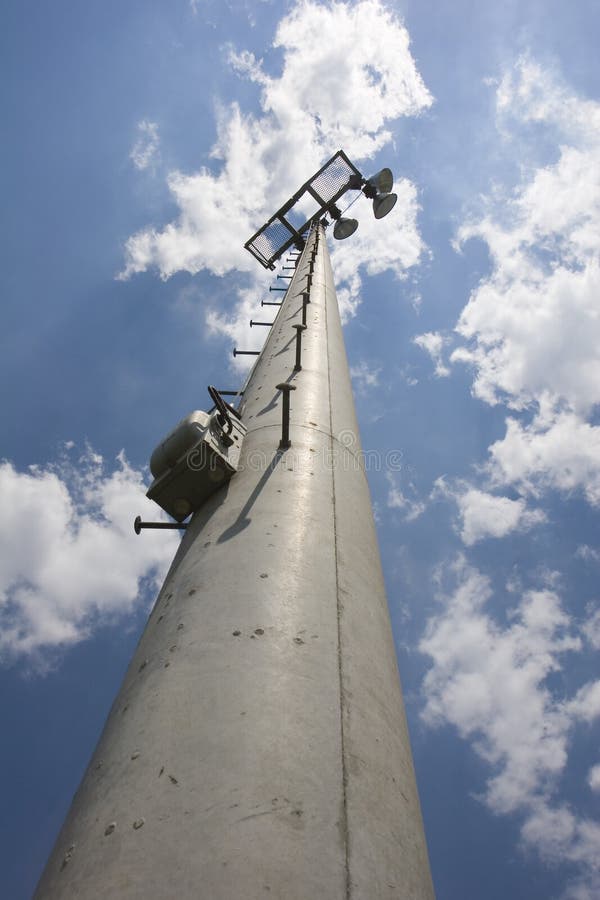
left=2, top=1, right=600, bottom=897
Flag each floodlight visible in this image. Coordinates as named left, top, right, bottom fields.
left=366, top=167, right=394, bottom=194
left=333, top=217, right=359, bottom=240
left=373, top=192, right=397, bottom=219
left=328, top=202, right=359, bottom=240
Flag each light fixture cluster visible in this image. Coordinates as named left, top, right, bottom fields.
left=329, top=167, right=398, bottom=241
left=245, top=151, right=399, bottom=269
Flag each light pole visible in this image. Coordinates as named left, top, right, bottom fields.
left=35, top=152, right=434, bottom=899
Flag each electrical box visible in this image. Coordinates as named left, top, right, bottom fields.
left=147, top=409, right=246, bottom=522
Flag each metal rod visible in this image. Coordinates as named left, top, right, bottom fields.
left=216, top=390, right=244, bottom=396
left=250, top=320, right=274, bottom=328
left=233, top=349, right=260, bottom=357
left=302, top=293, right=310, bottom=327
left=277, top=275, right=292, bottom=280
left=293, top=323, right=307, bottom=372
left=134, top=516, right=188, bottom=534
left=269, top=286, right=287, bottom=292
left=261, top=300, right=282, bottom=307
left=275, top=382, right=296, bottom=449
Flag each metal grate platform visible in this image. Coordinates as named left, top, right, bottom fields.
left=245, top=150, right=362, bottom=269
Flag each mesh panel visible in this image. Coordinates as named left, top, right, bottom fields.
left=250, top=219, right=295, bottom=264
left=310, top=155, right=356, bottom=204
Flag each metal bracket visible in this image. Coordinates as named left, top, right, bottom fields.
left=275, top=383, right=297, bottom=449
left=134, top=516, right=188, bottom=534
left=301, top=293, right=310, bottom=326
left=208, top=385, right=234, bottom=437
left=293, top=324, right=307, bottom=372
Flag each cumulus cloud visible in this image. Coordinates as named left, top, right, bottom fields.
left=0, top=447, right=177, bottom=664
left=488, top=412, right=600, bottom=507
left=457, top=487, right=545, bottom=545
left=350, top=359, right=381, bottom=393
left=582, top=610, right=600, bottom=650
left=432, top=479, right=545, bottom=545
left=566, top=679, right=600, bottom=724
left=451, top=58, right=600, bottom=509
left=413, top=330, right=450, bottom=377
left=575, top=545, right=600, bottom=564
left=130, top=120, right=161, bottom=171
left=452, top=258, right=600, bottom=414
left=386, top=472, right=425, bottom=521
left=205, top=283, right=269, bottom=368
left=119, top=0, right=432, bottom=333
left=328, top=175, right=427, bottom=320
left=420, top=558, right=600, bottom=892
left=588, top=765, right=600, bottom=793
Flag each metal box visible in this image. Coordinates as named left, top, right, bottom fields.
left=147, top=409, right=246, bottom=521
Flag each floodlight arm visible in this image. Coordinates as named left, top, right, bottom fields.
left=362, top=182, right=378, bottom=199
left=347, top=173, right=364, bottom=191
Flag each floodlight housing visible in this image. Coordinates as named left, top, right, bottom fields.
left=373, top=192, right=397, bottom=219
left=366, top=167, right=394, bottom=194
left=333, top=217, right=359, bottom=240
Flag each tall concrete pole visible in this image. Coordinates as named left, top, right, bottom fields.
left=36, top=225, right=434, bottom=899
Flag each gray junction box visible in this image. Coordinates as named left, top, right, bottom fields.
left=147, top=409, right=247, bottom=521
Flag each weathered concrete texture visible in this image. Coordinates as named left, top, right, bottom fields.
left=35, top=227, right=434, bottom=899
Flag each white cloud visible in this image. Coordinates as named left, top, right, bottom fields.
left=450, top=58, right=600, bottom=511
left=452, top=258, right=600, bottom=415
left=413, top=330, right=450, bottom=377
left=488, top=412, right=600, bottom=507
left=262, top=1, right=431, bottom=157
left=566, top=679, right=600, bottom=724
left=582, top=610, right=600, bottom=650
left=420, top=560, right=579, bottom=817
left=119, top=0, right=432, bottom=326
left=420, top=558, right=600, bottom=892
left=457, top=488, right=545, bottom=546
left=205, top=283, right=270, bottom=371
left=415, top=71, right=600, bottom=890
left=329, top=175, right=428, bottom=319
left=587, top=765, right=600, bottom=793
left=432, top=479, right=546, bottom=545
left=130, top=120, right=160, bottom=172
left=575, top=545, right=600, bottom=564
left=520, top=804, right=600, bottom=891
left=350, top=359, right=381, bottom=393
left=495, top=57, right=600, bottom=141
left=0, top=447, right=177, bottom=664
left=386, top=472, right=425, bottom=521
